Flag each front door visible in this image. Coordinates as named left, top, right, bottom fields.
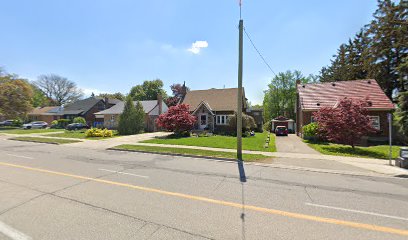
left=199, top=114, right=207, bottom=130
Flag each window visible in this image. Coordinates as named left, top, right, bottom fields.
left=369, top=116, right=380, bottom=130
left=110, top=115, right=115, bottom=122
left=216, top=115, right=228, bottom=125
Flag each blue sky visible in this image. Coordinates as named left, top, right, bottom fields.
left=0, top=0, right=378, bottom=104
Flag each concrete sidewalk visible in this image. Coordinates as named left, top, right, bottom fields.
left=130, top=142, right=408, bottom=177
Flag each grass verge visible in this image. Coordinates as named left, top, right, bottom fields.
left=111, top=144, right=271, bottom=162
left=142, top=131, right=276, bottom=152
left=305, top=140, right=403, bottom=159
left=0, top=129, right=63, bottom=134
left=10, top=137, right=82, bottom=145
left=46, top=130, right=119, bottom=140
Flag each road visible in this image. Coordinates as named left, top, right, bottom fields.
left=0, top=139, right=407, bottom=239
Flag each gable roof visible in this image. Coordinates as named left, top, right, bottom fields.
left=182, top=88, right=246, bottom=112
left=94, top=100, right=168, bottom=116
left=192, top=101, right=215, bottom=115
left=297, top=79, right=395, bottom=110
left=28, top=106, right=60, bottom=116
left=62, top=97, right=103, bottom=115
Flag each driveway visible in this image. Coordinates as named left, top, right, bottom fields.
left=275, top=134, right=320, bottom=154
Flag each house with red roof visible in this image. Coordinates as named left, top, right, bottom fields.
left=296, top=79, right=395, bottom=141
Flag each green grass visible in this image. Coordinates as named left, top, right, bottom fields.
left=305, top=141, right=403, bottom=159
left=112, top=144, right=271, bottom=161
left=142, top=131, right=276, bottom=152
left=0, top=128, right=63, bottom=134
left=10, top=137, right=81, bottom=144
left=46, top=130, right=119, bottom=140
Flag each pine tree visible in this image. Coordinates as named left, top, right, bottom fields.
left=118, top=97, right=144, bottom=135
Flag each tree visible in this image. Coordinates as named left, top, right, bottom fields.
left=313, top=98, right=376, bottom=149
left=34, top=74, right=83, bottom=105
left=30, top=84, right=53, bottom=107
left=228, top=113, right=257, bottom=133
left=129, top=79, right=167, bottom=101
left=155, top=104, right=196, bottom=135
left=118, top=98, right=144, bottom=135
left=0, top=71, right=33, bottom=118
left=165, top=82, right=189, bottom=107
left=263, top=70, right=316, bottom=121
left=73, top=117, right=86, bottom=124
left=97, top=92, right=125, bottom=101
left=319, top=0, right=408, bottom=98
left=397, top=91, right=408, bottom=137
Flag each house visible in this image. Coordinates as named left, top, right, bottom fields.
left=94, top=97, right=168, bottom=132
left=27, top=106, right=61, bottom=124
left=296, top=79, right=395, bottom=141
left=180, top=86, right=248, bottom=132
left=247, top=108, right=264, bottom=131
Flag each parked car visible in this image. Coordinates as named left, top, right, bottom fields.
left=22, top=121, right=48, bottom=129
left=0, top=120, right=14, bottom=126
left=66, top=123, right=90, bottom=131
left=275, top=126, right=288, bottom=136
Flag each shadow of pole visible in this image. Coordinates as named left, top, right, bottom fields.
left=237, top=160, right=247, bottom=240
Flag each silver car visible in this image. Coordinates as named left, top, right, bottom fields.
left=22, top=121, right=48, bottom=129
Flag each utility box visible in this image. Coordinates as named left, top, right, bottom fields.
left=395, top=147, right=408, bottom=169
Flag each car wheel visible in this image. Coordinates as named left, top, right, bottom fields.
left=42, top=126, right=47, bottom=129
left=26, top=126, right=31, bottom=129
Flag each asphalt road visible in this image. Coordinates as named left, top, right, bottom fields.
left=0, top=139, right=407, bottom=240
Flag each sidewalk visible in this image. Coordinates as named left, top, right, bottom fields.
left=131, top=142, right=408, bottom=177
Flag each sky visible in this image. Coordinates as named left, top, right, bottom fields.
left=0, top=0, right=379, bottom=104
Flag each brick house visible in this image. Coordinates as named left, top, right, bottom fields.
left=94, top=97, right=168, bottom=132
left=296, top=79, right=395, bottom=141
left=180, top=86, right=251, bottom=132
left=27, top=106, right=61, bottom=124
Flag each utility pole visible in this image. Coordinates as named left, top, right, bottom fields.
left=237, top=19, right=243, bottom=162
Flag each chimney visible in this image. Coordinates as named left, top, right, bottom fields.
left=104, top=97, right=109, bottom=109
left=157, top=94, right=163, bottom=114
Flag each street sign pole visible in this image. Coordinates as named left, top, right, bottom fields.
left=388, top=113, right=392, bottom=166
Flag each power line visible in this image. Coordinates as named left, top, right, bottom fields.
left=243, top=27, right=277, bottom=76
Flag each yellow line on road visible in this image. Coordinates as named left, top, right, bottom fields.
left=1, top=161, right=407, bottom=237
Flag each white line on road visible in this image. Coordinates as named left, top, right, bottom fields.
left=6, top=154, right=33, bottom=160
left=305, top=202, right=408, bottom=222
left=99, top=169, right=149, bottom=179
left=0, top=221, right=32, bottom=240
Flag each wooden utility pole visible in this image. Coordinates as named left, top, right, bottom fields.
left=237, top=19, right=243, bottom=161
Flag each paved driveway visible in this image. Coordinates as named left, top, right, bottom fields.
left=275, top=134, right=320, bottom=154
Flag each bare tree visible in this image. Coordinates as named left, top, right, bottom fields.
left=35, top=74, right=83, bottom=105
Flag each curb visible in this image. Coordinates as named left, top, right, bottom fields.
left=107, top=147, right=240, bottom=162
left=9, top=138, right=60, bottom=145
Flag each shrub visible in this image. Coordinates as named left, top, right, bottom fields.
left=57, top=119, right=71, bottom=128
left=85, top=128, right=113, bottom=138
left=263, top=120, right=272, bottom=132
left=12, top=118, right=23, bottom=127
left=51, top=120, right=58, bottom=126
left=156, top=104, right=196, bottom=135
left=227, top=113, right=257, bottom=133
left=73, top=117, right=86, bottom=124
left=303, top=122, right=318, bottom=138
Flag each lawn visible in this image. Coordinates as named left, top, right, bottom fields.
left=10, top=137, right=81, bottom=144
left=0, top=128, right=63, bottom=134
left=46, top=130, right=119, bottom=140
left=305, top=141, right=403, bottom=159
left=141, top=131, right=276, bottom=152
left=112, top=144, right=270, bottom=162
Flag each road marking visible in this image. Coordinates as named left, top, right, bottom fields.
left=99, top=168, right=149, bottom=179
left=0, top=161, right=407, bottom=237
left=0, top=221, right=32, bottom=240
left=6, top=154, right=33, bottom=160
left=305, top=202, right=408, bottom=222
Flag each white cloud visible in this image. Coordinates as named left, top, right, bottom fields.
left=81, top=87, right=102, bottom=97
left=187, top=40, right=208, bottom=54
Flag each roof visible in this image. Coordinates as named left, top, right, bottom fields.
left=62, top=97, right=103, bottom=115
left=94, top=100, right=168, bottom=116
left=192, top=101, right=215, bottom=115
left=182, top=88, right=246, bottom=112
left=297, top=79, right=395, bottom=110
left=96, top=97, right=121, bottom=105
left=28, top=106, right=60, bottom=115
